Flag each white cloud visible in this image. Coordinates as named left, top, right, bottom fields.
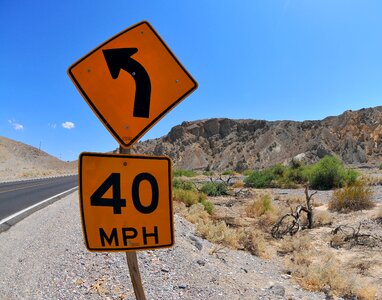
left=62, top=121, right=75, bottom=129
left=49, top=123, right=57, bottom=129
left=8, top=120, right=24, bottom=131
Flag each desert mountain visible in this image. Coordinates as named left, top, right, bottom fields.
left=0, top=136, right=76, bottom=180
left=132, top=106, right=382, bottom=171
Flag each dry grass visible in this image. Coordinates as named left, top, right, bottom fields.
left=232, top=180, right=245, bottom=188
left=245, top=193, right=280, bottom=229
left=197, top=220, right=245, bottom=249
left=180, top=203, right=210, bottom=224
left=361, top=174, right=382, bottom=186
left=329, top=181, right=375, bottom=213
left=278, top=234, right=313, bottom=255
left=283, top=242, right=378, bottom=300
left=241, top=228, right=271, bottom=258
left=314, top=210, right=333, bottom=227
left=173, top=188, right=206, bottom=207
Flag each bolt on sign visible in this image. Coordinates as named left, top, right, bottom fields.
left=79, top=153, right=174, bottom=251
left=68, top=21, right=197, bottom=147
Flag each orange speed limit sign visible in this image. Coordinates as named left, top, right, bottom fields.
left=79, top=153, right=174, bottom=251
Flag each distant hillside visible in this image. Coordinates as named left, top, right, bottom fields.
left=132, top=106, right=382, bottom=171
left=0, top=136, right=76, bottom=180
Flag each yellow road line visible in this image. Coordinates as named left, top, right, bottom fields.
left=0, top=181, right=52, bottom=195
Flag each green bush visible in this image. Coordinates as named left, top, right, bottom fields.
left=307, top=156, right=358, bottom=190
left=173, top=178, right=195, bottom=190
left=242, top=169, right=255, bottom=176
left=200, top=199, right=214, bottom=214
left=222, top=169, right=235, bottom=176
left=244, top=169, right=276, bottom=188
left=270, top=164, right=286, bottom=177
left=283, top=166, right=307, bottom=185
left=243, top=156, right=357, bottom=190
left=329, top=180, right=375, bottom=213
left=173, top=169, right=197, bottom=177
left=200, top=182, right=228, bottom=196
left=203, top=170, right=214, bottom=176
left=173, top=178, right=213, bottom=214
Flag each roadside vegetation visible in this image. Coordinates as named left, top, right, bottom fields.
left=244, top=155, right=358, bottom=190
left=172, top=156, right=380, bottom=299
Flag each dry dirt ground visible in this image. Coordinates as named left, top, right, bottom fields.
left=176, top=171, right=382, bottom=300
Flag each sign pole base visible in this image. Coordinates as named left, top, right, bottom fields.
left=119, top=146, right=146, bottom=300
left=126, top=251, right=146, bottom=300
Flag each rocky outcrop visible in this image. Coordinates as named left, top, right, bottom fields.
left=132, top=106, right=382, bottom=171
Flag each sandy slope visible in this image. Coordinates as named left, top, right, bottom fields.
left=0, top=136, right=76, bottom=181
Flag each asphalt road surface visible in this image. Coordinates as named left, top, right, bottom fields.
left=0, top=175, right=78, bottom=221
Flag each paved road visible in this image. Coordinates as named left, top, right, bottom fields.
left=0, top=175, right=78, bottom=221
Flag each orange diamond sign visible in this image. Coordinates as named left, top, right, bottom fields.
left=68, top=21, right=197, bottom=147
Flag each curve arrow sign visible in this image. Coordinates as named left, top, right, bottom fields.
left=103, top=48, right=151, bottom=118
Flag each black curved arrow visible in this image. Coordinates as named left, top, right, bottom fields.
left=103, top=48, right=151, bottom=118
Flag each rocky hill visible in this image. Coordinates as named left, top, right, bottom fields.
left=132, top=106, right=382, bottom=171
left=0, top=136, right=77, bottom=180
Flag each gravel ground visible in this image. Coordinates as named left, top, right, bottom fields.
left=0, top=192, right=326, bottom=300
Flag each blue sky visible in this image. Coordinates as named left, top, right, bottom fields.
left=1, top=1, right=382, bottom=161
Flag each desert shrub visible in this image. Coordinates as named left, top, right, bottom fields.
left=200, top=199, right=214, bottom=214
left=173, top=179, right=214, bottom=213
left=246, top=194, right=280, bottom=229
left=328, top=180, right=375, bottom=213
left=270, top=164, right=286, bottom=176
left=279, top=234, right=313, bottom=254
left=244, top=164, right=308, bottom=188
left=173, top=169, right=197, bottom=177
left=222, top=169, right=235, bottom=175
left=197, top=220, right=269, bottom=257
left=314, top=210, right=333, bottom=226
left=173, top=188, right=205, bottom=206
left=244, top=169, right=276, bottom=188
left=173, top=178, right=194, bottom=190
left=183, top=203, right=211, bottom=224
left=203, top=170, right=214, bottom=176
left=197, top=220, right=245, bottom=248
left=232, top=180, right=245, bottom=188
left=290, top=252, right=377, bottom=299
left=290, top=157, right=305, bottom=169
left=379, top=163, right=382, bottom=170
left=283, top=166, right=308, bottom=185
left=246, top=194, right=274, bottom=217
left=307, top=156, right=358, bottom=190
left=240, top=228, right=269, bottom=258
left=200, top=182, right=228, bottom=196
left=242, top=169, right=254, bottom=176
